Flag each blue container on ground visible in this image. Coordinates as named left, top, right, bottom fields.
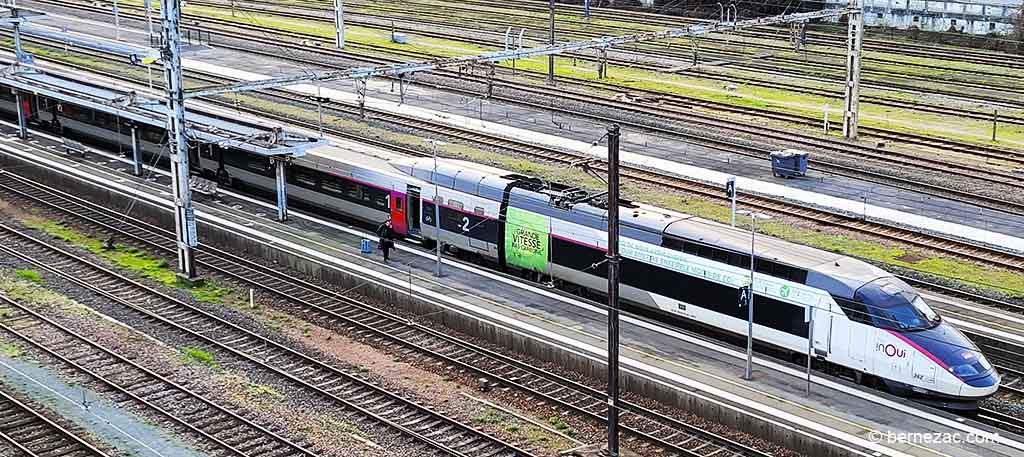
left=770, top=149, right=809, bottom=178
left=361, top=239, right=373, bottom=254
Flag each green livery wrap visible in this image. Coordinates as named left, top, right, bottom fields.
left=505, top=207, right=550, bottom=273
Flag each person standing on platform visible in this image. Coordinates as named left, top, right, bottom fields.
left=377, top=219, right=395, bottom=263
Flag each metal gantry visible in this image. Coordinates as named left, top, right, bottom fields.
left=605, top=124, right=622, bottom=456
left=183, top=7, right=856, bottom=99
left=161, top=0, right=198, bottom=279
left=843, top=0, right=864, bottom=139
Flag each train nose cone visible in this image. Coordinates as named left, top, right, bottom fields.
left=965, top=371, right=1000, bottom=389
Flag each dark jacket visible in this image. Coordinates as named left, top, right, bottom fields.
left=377, top=223, right=395, bottom=248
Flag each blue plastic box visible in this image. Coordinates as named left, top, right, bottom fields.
left=771, top=149, right=809, bottom=178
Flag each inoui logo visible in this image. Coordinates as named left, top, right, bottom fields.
left=779, top=284, right=791, bottom=298
left=876, top=342, right=906, bottom=358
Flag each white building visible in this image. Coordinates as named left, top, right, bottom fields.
left=827, top=0, right=1021, bottom=35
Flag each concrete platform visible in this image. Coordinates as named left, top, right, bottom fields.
left=1, top=117, right=1022, bottom=457
left=13, top=3, right=1024, bottom=252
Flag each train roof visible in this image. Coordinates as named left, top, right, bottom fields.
left=0, top=68, right=321, bottom=156
left=383, top=155, right=888, bottom=285
left=665, top=216, right=885, bottom=280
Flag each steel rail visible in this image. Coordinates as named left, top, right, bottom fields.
left=122, top=0, right=1024, bottom=114
left=9, top=33, right=1024, bottom=280
left=22, top=0, right=1024, bottom=173
left=0, top=293, right=316, bottom=457
left=229, top=0, right=1024, bottom=69
left=89, top=1, right=1024, bottom=171
left=194, top=0, right=1024, bottom=112
left=0, top=171, right=771, bottom=457
left=0, top=222, right=532, bottom=457
left=20, top=35, right=1024, bottom=279
left=464, top=0, right=1024, bottom=67
left=0, top=386, right=111, bottom=457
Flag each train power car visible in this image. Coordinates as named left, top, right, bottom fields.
left=0, top=87, right=999, bottom=410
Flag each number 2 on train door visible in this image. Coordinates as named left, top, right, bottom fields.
left=461, top=216, right=470, bottom=232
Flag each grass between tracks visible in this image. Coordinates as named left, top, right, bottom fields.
left=0, top=341, right=22, bottom=358
left=128, top=1, right=1024, bottom=147
left=13, top=42, right=1024, bottom=298
left=21, top=217, right=235, bottom=304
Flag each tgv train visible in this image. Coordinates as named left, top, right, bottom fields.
left=0, top=88, right=999, bottom=410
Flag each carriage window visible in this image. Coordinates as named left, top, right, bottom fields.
left=835, top=298, right=872, bottom=324
left=697, top=245, right=713, bottom=259
left=343, top=181, right=359, bottom=200
left=293, top=168, right=318, bottom=188
left=728, top=253, right=750, bottom=268
left=321, top=176, right=344, bottom=196
left=142, top=126, right=164, bottom=144
left=396, top=199, right=403, bottom=210
left=713, top=249, right=729, bottom=263
left=374, top=191, right=389, bottom=210
left=661, top=237, right=684, bottom=251
left=683, top=242, right=700, bottom=256
left=247, top=157, right=269, bottom=174
left=362, top=187, right=389, bottom=211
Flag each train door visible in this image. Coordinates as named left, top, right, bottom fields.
left=20, top=93, right=34, bottom=122
left=910, top=351, right=937, bottom=387
left=389, top=191, right=408, bottom=236
left=848, top=324, right=868, bottom=370
left=406, top=186, right=422, bottom=237
left=810, top=305, right=830, bottom=356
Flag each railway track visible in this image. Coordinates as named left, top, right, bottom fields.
left=26, top=0, right=1024, bottom=188
left=218, top=0, right=1024, bottom=111
left=178, top=0, right=1024, bottom=115
left=0, top=292, right=320, bottom=457
left=0, top=385, right=110, bottom=457
left=39, top=0, right=1024, bottom=165
left=122, top=1, right=1024, bottom=175
left=17, top=32, right=1024, bottom=282
left=980, top=366, right=1024, bottom=434
left=3, top=149, right=1022, bottom=444
left=9, top=30, right=1024, bottom=286
left=0, top=219, right=532, bottom=457
left=0, top=163, right=774, bottom=457
left=375, top=0, right=1024, bottom=69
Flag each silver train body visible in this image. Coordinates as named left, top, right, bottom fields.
left=2, top=91, right=999, bottom=410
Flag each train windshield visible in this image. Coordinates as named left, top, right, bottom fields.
left=854, top=277, right=940, bottom=331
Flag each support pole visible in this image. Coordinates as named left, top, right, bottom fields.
left=606, top=124, right=621, bottom=457
left=842, top=0, right=864, bottom=139
left=334, top=0, right=345, bottom=49
left=992, top=109, right=998, bottom=142
left=130, top=123, right=142, bottom=176
left=275, top=157, right=288, bottom=222
left=744, top=213, right=756, bottom=381
left=806, top=306, right=814, bottom=396
left=823, top=104, right=830, bottom=135
left=433, top=145, right=443, bottom=277
left=726, top=177, right=736, bottom=227
left=357, top=79, right=366, bottom=118
left=145, top=0, right=154, bottom=46
left=548, top=0, right=555, bottom=84
left=12, top=16, right=23, bottom=64
left=113, top=0, right=120, bottom=41
left=14, top=91, right=26, bottom=139
left=161, top=0, right=198, bottom=279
